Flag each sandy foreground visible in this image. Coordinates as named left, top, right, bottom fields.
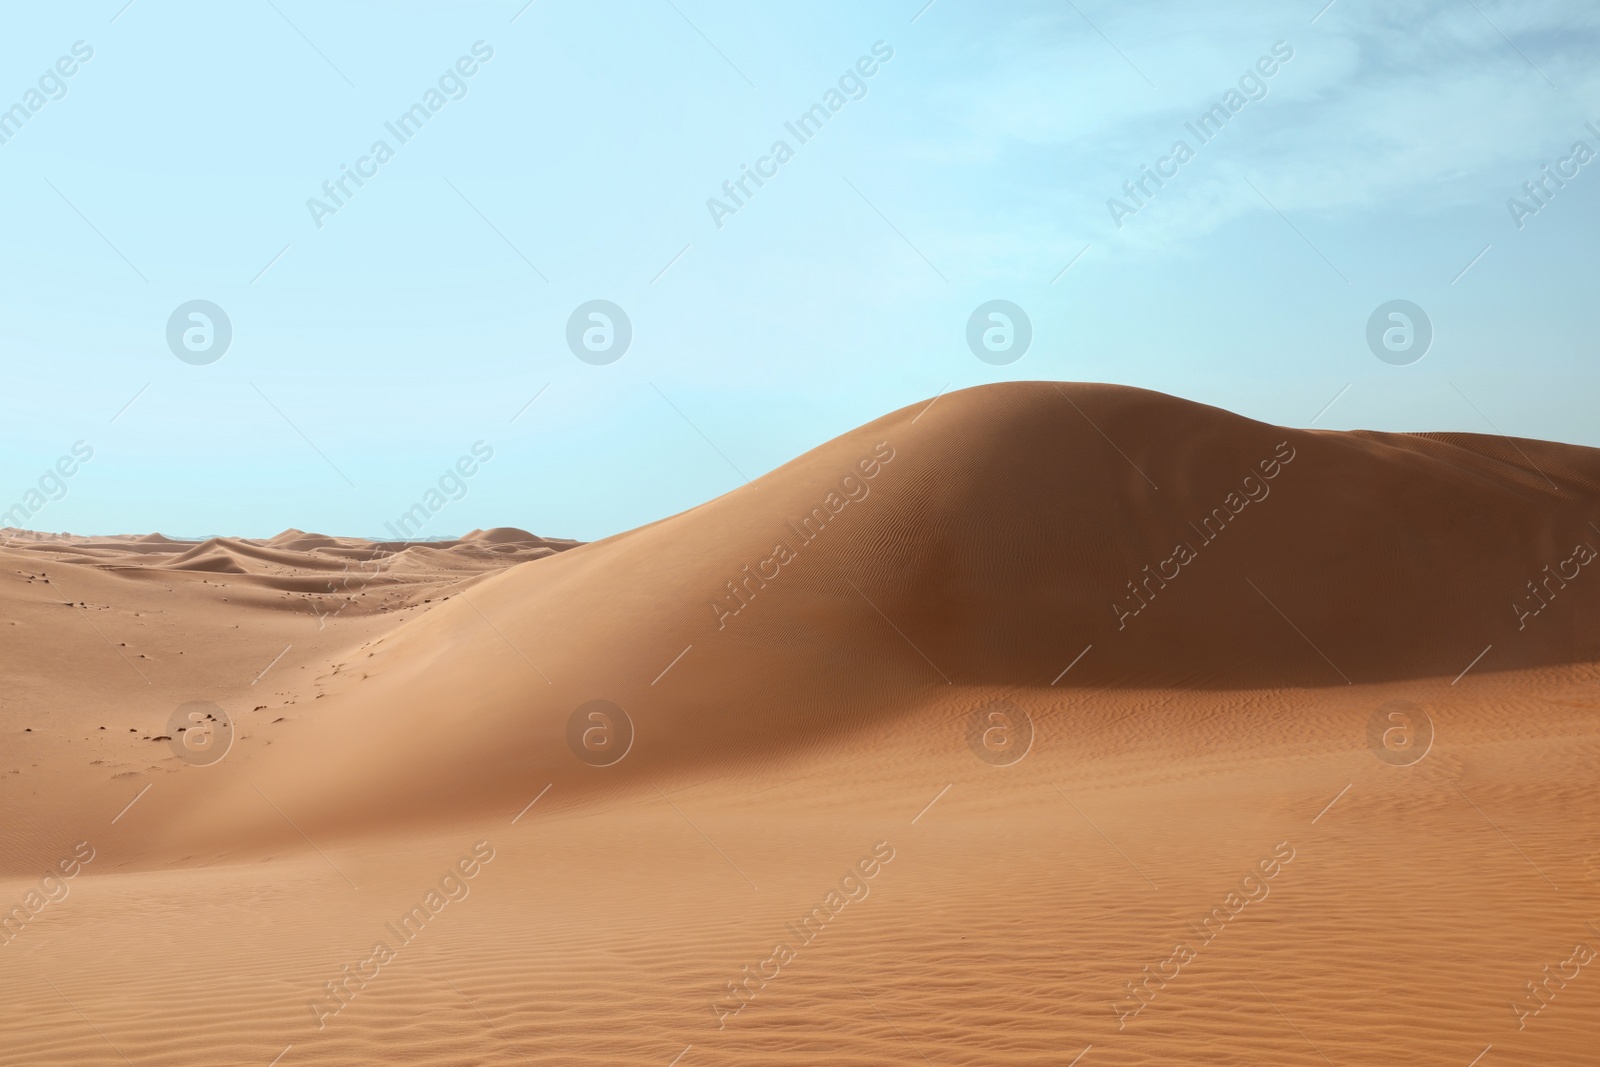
left=2, top=382, right=1598, bottom=1066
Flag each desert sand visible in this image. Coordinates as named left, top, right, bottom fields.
left=3, top=381, right=1598, bottom=1065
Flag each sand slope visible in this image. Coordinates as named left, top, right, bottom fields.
left=3, top=382, right=1598, bottom=1066
left=113, top=382, right=1600, bottom=853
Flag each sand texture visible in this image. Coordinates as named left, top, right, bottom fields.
left=3, top=382, right=1597, bottom=1065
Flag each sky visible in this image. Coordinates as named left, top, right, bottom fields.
left=2, top=0, right=1598, bottom=540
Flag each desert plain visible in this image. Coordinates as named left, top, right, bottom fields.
left=2, top=381, right=1598, bottom=1065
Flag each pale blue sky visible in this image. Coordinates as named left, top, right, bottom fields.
left=3, top=0, right=1597, bottom=539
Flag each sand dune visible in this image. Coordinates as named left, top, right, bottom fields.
left=117, top=382, right=1600, bottom=850
left=3, top=383, right=1597, bottom=1066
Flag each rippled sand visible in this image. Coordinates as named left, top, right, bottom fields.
left=4, top=383, right=1597, bottom=1065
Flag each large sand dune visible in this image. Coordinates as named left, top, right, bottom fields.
left=3, top=383, right=1597, bottom=1066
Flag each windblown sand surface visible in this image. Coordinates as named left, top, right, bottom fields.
left=3, top=382, right=1598, bottom=1065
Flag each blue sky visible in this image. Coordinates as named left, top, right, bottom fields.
left=2, top=0, right=1597, bottom=540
